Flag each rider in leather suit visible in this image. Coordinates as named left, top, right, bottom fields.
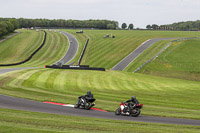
left=78, top=91, right=93, bottom=105
left=126, top=96, right=139, bottom=104
left=125, top=96, right=139, bottom=111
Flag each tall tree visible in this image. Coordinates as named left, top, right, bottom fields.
left=128, top=24, right=134, bottom=30
left=146, top=25, right=151, bottom=29
left=0, top=22, right=8, bottom=36
left=152, top=24, right=159, bottom=30
left=5, top=21, right=14, bottom=32
left=121, top=23, right=127, bottom=29
left=9, top=19, right=19, bottom=30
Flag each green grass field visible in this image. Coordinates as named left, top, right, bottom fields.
left=21, top=30, right=69, bottom=67
left=138, top=39, right=200, bottom=81
left=0, top=68, right=200, bottom=120
left=0, top=29, right=69, bottom=68
left=65, top=29, right=200, bottom=81
left=62, top=30, right=200, bottom=69
left=0, top=30, right=43, bottom=64
left=1, top=108, right=199, bottom=133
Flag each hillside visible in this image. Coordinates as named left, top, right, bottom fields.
left=0, top=69, right=200, bottom=120
left=0, top=29, right=69, bottom=68
left=138, top=39, right=200, bottom=81
left=0, top=29, right=43, bottom=64
left=1, top=29, right=200, bottom=133
left=63, top=30, right=200, bottom=69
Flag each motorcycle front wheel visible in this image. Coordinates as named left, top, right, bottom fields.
left=74, top=102, right=79, bottom=108
left=130, top=108, right=141, bottom=117
left=115, top=108, right=121, bottom=115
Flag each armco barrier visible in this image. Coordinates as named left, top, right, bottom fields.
left=133, top=37, right=200, bottom=73
left=45, top=65, right=105, bottom=71
left=78, top=39, right=89, bottom=65
left=0, top=30, right=47, bottom=66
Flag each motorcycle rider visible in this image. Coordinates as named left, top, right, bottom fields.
left=78, top=91, right=93, bottom=106
left=124, top=96, right=139, bottom=113
left=126, top=96, right=139, bottom=104
left=84, top=91, right=93, bottom=99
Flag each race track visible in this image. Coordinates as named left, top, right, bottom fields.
left=0, top=67, right=39, bottom=75
left=57, top=31, right=79, bottom=64
left=112, top=38, right=177, bottom=71
left=0, top=94, right=200, bottom=126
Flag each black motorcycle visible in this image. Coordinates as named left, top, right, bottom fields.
left=74, top=96, right=96, bottom=110
left=115, top=102, right=143, bottom=117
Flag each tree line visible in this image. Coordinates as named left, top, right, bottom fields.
left=146, top=20, right=200, bottom=31
left=17, top=18, right=118, bottom=29
left=0, top=18, right=19, bottom=37
left=0, top=18, right=119, bottom=37
left=0, top=18, right=138, bottom=38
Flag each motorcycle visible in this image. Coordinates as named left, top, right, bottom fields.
left=74, top=96, right=96, bottom=110
left=115, top=102, right=143, bottom=117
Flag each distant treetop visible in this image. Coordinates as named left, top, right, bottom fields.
left=146, top=20, right=200, bottom=31
left=0, top=18, right=119, bottom=30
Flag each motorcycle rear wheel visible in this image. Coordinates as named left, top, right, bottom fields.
left=130, top=108, right=141, bottom=117
left=85, top=102, right=92, bottom=110
left=115, top=108, right=121, bottom=115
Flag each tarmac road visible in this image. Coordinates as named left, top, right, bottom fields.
left=0, top=67, right=38, bottom=75
left=0, top=31, right=20, bottom=43
left=112, top=38, right=177, bottom=71
left=56, top=31, right=79, bottom=64
left=0, top=94, right=200, bottom=126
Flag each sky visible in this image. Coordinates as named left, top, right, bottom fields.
left=0, top=0, right=200, bottom=28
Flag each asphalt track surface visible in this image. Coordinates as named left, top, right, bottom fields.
left=57, top=31, right=78, bottom=64
left=0, top=32, right=20, bottom=43
left=0, top=94, right=200, bottom=126
left=112, top=38, right=177, bottom=71
left=0, top=67, right=39, bottom=75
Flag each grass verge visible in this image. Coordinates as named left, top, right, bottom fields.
left=0, top=108, right=200, bottom=133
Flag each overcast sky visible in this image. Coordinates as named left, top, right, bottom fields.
left=0, top=0, right=200, bottom=28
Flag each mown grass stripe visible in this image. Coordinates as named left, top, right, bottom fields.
left=1, top=68, right=200, bottom=119
left=0, top=30, right=44, bottom=65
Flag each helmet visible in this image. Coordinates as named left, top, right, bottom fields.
left=87, top=91, right=91, bottom=95
left=131, top=96, right=136, bottom=100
